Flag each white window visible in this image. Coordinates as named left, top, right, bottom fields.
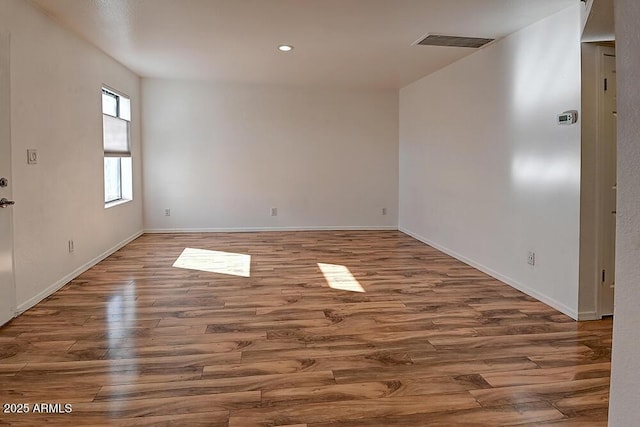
left=102, top=87, right=132, bottom=206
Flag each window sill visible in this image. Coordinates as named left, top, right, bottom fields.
left=105, top=198, right=132, bottom=209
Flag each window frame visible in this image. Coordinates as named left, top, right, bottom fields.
left=102, top=85, right=132, bottom=207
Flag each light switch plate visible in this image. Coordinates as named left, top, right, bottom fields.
left=27, top=149, right=38, bottom=165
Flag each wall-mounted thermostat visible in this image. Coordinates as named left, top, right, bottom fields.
left=558, top=110, right=578, bottom=125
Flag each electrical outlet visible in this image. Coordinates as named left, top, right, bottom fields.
left=164, top=209, right=171, bottom=217
left=382, top=208, right=387, bottom=216
left=527, top=251, right=535, bottom=266
left=68, top=240, right=74, bottom=253
left=271, top=207, right=278, bottom=217
left=27, top=149, right=38, bottom=165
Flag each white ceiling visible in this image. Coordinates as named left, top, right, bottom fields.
left=31, top=0, right=576, bottom=89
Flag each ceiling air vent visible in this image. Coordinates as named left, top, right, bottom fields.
left=416, top=34, right=495, bottom=49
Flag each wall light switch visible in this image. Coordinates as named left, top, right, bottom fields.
left=27, top=149, right=38, bottom=165
left=527, top=251, right=536, bottom=266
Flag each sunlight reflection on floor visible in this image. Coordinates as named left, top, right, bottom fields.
left=317, top=262, right=365, bottom=293
left=173, top=248, right=251, bottom=277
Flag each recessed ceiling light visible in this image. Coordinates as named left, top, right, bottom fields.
left=278, top=45, right=294, bottom=52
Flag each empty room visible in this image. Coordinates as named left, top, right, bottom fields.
left=1, top=0, right=639, bottom=425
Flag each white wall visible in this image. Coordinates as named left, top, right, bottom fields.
left=399, top=6, right=582, bottom=317
left=142, top=79, right=398, bottom=231
left=1, top=1, right=143, bottom=310
left=609, top=0, right=640, bottom=423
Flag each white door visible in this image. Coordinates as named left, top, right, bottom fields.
left=0, top=32, right=15, bottom=326
left=598, top=47, right=616, bottom=317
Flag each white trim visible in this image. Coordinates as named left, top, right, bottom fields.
left=105, top=198, right=132, bottom=209
left=144, top=226, right=398, bottom=233
left=398, top=227, right=578, bottom=320
left=594, top=45, right=617, bottom=318
left=16, top=230, right=143, bottom=314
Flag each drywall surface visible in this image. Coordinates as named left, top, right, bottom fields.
left=608, top=0, right=640, bottom=424
left=399, top=6, right=582, bottom=317
left=142, top=79, right=398, bottom=231
left=1, top=1, right=143, bottom=310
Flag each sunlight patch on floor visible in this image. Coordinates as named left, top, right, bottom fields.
left=173, top=248, right=251, bottom=277
left=317, top=262, right=365, bottom=293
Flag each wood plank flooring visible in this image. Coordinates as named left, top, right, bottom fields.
left=0, top=231, right=612, bottom=426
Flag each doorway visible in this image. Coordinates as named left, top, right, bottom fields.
left=597, top=46, right=616, bottom=316
left=0, top=31, right=15, bottom=326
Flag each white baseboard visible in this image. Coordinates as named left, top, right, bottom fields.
left=144, top=225, right=398, bottom=233
left=398, top=227, right=579, bottom=320
left=16, top=230, right=144, bottom=315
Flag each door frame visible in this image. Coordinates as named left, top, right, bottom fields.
left=0, top=30, right=15, bottom=326
left=595, top=45, right=617, bottom=318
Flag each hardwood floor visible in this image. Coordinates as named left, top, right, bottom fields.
left=0, top=231, right=612, bottom=426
